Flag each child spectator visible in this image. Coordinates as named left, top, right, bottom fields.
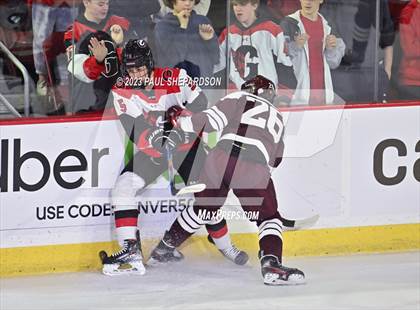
left=398, top=0, right=420, bottom=100
left=158, top=0, right=211, bottom=17
left=64, top=0, right=132, bottom=113
left=154, top=0, right=219, bottom=80
left=214, top=0, right=293, bottom=91
left=109, top=0, right=161, bottom=41
left=284, top=0, right=345, bottom=105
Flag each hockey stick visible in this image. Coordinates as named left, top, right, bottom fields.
left=164, top=143, right=178, bottom=196
left=163, top=110, right=206, bottom=196
left=164, top=143, right=207, bottom=196
left=280, top=214, right=320, bottom=231
left=176, top=183, right=206, bottom=196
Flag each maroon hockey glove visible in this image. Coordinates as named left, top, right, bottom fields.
left=165, top=106, right=192, bottom=128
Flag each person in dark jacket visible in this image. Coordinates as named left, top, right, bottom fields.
left=154, top=0, right=219, bottom=81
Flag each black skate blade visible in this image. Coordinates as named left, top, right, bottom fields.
left=282, top=214, right=320, bottom=231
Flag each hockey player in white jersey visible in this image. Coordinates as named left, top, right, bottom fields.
left=99, top=39, right=249, bottom=276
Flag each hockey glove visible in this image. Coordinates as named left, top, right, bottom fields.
left=166, top=106, right=192, bottom=128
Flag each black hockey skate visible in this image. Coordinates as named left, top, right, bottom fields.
left=148, top=231, right=184, bottom=266
left=99, top=238, right=145, bottom=276
left=260, top=254, right=305, bottom=285
left=207, top=235, right=249, bottom=265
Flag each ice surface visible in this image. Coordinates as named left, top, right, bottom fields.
left=1, top=252, right=419, bottom=310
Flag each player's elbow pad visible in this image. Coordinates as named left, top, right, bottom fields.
left=273, top=157, right=283, bottom=168
left=188, top=92, right=208, bottom=113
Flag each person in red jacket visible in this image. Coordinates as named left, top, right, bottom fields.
left=63, top=0, right=133, bottom=113
left=398, top=0, right=420, bottom=100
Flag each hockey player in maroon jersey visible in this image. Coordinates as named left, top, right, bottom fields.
left=99, top=39, right=249, bottom=276
left=150, top=75, right=305, bottom=285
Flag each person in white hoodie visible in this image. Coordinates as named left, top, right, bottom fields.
left=283, top=0, right=345, bottom=106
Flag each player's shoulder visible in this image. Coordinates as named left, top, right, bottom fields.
left=153, top=67, right=193, bottom=94
left=218, top=91, right=248, bottom=105
left=222, top=91, right=248, bottom=100
left=111, top=86, right=135, bottom=100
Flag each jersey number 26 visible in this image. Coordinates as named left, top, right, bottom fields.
left=241, top=96, right=284, bottom=143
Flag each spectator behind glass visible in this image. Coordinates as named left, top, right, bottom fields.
left=0, top=0, right=34, bottom=79
left=64, top=0, right=131, bottom=114
left=341, top=0, right=395, bottom=102
left=214, top=0, right=293, bottom=92
left=109, top=0, right=161, bottom=41
left=30, top=0, right=77, bottom=97
left=266, top=0, right=301, bottom=23
left=154, top=0, right=219, bottom=81
left=398, top=0, right=420, bottom=100
left=283, top=0, right=345, bottom=106
left=158, top=0, right=210, bottom=17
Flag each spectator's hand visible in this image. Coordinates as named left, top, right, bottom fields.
left=386, top=70, right=391, bottom=80
left=384, top=66, right=392, bottom=80
left=88, top=37, right=108, bottom=63
left=174, top=9, right=191, bottom=29
left=66, top=45, right=74, bottom=61
left=325, top=35, right=337, bottom=49
left=199, top=24, right=215, bottom=41
left=110, top=24, right=124, bottom=46
left=294, top=33, right=309, bottom=48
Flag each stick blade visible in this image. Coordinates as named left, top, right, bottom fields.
left=283, top=214, right=320, bottom=231
left=176, top=183, right=206, bottom=196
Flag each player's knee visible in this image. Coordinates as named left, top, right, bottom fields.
left=256, top=211, right=282, bottom=227
left=257, top=212, right=283, bottom=240
left=111, top=172, right=145, bottom=206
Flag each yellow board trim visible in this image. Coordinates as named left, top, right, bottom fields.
left=1, top=223, right=419, bottom=277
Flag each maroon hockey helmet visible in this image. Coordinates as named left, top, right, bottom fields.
left=241, top=75, right=276, bottom=103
